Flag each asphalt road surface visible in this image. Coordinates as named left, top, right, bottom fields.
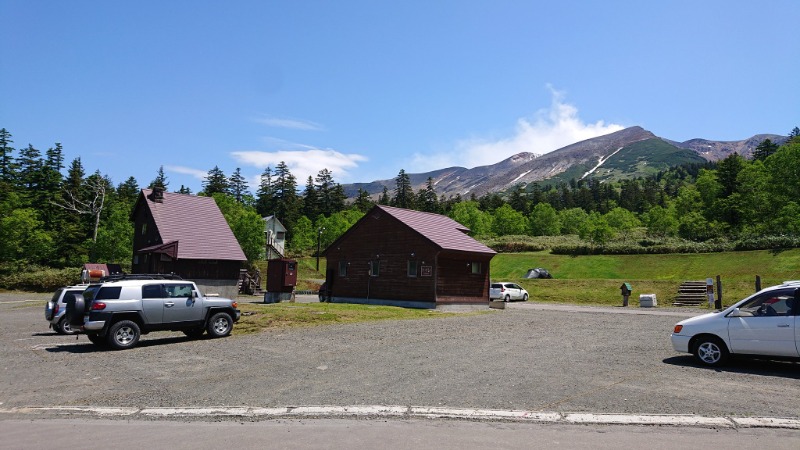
left=1, top=294, right=798, bottom=447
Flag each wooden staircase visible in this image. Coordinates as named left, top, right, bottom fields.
left=238, top=269, right=264, bottom=296
left=673, top=281, right=707, bottom=306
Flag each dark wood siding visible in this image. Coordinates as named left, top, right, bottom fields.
left=325, top=212, right=438, bottom=303
left=435, top=252, right=492, bottom=304
left=324, top=209, right=492, bottom=305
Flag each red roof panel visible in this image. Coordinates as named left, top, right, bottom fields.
left=138, top=189, right=246, bottom=261
left=377, top=205, right=496, bottom=254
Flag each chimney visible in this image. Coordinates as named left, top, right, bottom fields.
left=152, top=186, right=165, bottom=203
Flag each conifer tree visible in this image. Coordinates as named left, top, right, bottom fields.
left=202, top=165, right=229, bottom=196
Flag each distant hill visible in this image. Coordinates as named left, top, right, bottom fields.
left=342, top=127, right=788, bottom=199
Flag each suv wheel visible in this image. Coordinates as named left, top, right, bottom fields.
left=207, top=312, right=233, bottom=338
left=107, top=320, right=141, bottom=350
left=87, top=333, right=106, bottom=346
left=55, top=316, right=76, bottom=335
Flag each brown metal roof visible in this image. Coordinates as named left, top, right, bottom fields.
left=376, top=205, right=496, bottom=255
left=135, top=189, right=246, bottom=261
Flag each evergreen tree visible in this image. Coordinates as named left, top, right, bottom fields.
left=148, top=165, right=169, bottom=190
left=418, top=177, right=440, bottom=213
left=392, top=169, right=415, bottom=209
left=378, top=186, right=390, bottom=205
left=255, top=166, right=275, bottom=216
left=752, top=139, right=779, bottom=161
left=302, top=175, right=319, bottom=219
left=272, top=161, right=300, bottom=231
left=315, top=168, right=345, bottom=216
left=789, top=126, right=800, bottom=143
left=38, top=143, right=66, bottom=228
left=353, top=188, right=374, bottom=212
left=229, top=167, right=250, bottom=203
left=176, top=185, right=192, bottom=195
left=117, top=177, right=140, bottom=203
left=15, top=144, right=43, bottom=198
left=508, top=185, right=530, bottom=214
left=202, top=165, right=229, bottom=196
left=0, top=128, right=15, bottom=190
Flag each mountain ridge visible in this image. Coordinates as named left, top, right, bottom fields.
left=343, top=127, right=788, bottom=199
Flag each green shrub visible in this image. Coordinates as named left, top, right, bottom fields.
left=0, top=266, right=81, bottom=292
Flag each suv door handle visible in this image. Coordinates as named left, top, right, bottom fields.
left=164, top=302, right=175, bottom=308
left=777, top=324, right=790, bottom=328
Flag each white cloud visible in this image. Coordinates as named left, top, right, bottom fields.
left=165, top=165, right=209, bottom=180
left=231, top=148, right=368, bottom=184
left=410, top=87, right=625, bottom=170
left=253, top=116, right=324, bottom=131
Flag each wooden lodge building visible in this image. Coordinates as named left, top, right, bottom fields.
left=322, top=205, right=496, bottom=309
left=130, top=187, right=247, bottom=298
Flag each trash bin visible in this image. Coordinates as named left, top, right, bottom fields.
left=639, top=294, right=657, bottom=307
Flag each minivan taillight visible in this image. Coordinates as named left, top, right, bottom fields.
left=91, top=302, right=107, bottom=310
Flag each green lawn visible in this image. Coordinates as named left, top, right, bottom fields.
left=490, top=249, right=800, bottom=307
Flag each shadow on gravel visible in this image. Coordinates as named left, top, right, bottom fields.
left=663, top=355, right=800, bottom=379
left=44, top=335, right=194, bottom=353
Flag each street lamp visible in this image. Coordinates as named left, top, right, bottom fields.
left=316, top=227, right=325, bottom=271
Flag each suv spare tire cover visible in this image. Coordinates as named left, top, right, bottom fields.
left=66, top=294, right=86, bottom=327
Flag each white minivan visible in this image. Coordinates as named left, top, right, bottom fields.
left=671, top=282, right=799, bottom=366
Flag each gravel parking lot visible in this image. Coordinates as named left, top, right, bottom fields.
left=1, top=296, right=798, bottom=420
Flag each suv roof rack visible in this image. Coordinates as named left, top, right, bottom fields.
left=97, top=273, right=184, bottom=282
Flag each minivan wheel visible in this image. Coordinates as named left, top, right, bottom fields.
left=107, top=320, right=141, bottom=350
left=693, top=336, right=729, bottom=366
left=207, top=312, right=233, bottom=338
left=55, top=316, right=75, bottom=335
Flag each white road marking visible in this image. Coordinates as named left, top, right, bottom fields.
left=1, top=405, right=798, bottom=429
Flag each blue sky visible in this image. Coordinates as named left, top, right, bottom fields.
left=2, top=1, right=798, bottom=193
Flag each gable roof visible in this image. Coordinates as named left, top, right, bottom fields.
left=134, top=189, right=246, bottom=261
left=263, top=215, right=287, bottom=233
left=331, top=205, right=495, bottom=255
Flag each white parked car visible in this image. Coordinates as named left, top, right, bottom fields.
left=490, top=282, right=529, bottom=302
left=671, top=282, right=799, bottom=366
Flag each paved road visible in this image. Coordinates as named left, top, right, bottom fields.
left=2, top=293, right=799, bottom=446
left=4, top=418, right=800, bottom=449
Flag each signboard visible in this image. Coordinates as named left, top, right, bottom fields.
left=421, top=266, right=432, bottom=277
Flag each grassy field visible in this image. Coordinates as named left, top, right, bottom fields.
left=268, top=249, right=799, bottom=309
left=491, top=249, right=800, bottom=307
left=235, top=301, right=462, bottom=335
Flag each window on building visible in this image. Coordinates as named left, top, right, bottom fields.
left=141, top=223, right=147, bottom=235
left=471, top=262, right=482, bottom=274
left=407, top=260, right=418, bottom=277
left=370, top=260, right=380, bottom=277
left=339, top=260, right=347, bottom=277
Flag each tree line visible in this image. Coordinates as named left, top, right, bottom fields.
left=2, top=126, right=799, bottom=272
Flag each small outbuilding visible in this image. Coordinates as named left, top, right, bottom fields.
left=130, top=187, right=247, bottom=298
left=322, top=205, right=496, bottom=309
left=263, top=215, right=287, bottom=259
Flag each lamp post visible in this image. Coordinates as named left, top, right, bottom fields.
left=316, top=227, right=325, bottom=271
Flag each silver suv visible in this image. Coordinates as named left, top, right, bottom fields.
left=44, top=285, right=89, bottom=334
left=67, top=275, right=241, bottom=350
